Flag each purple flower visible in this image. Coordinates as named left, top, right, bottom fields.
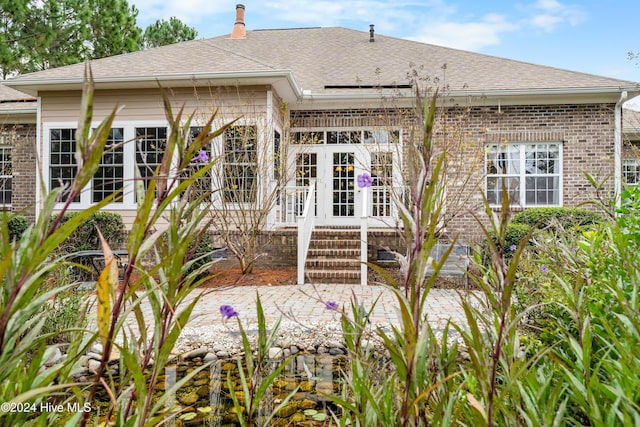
left=325, top=300, right=339, bottom=311
left=357, top=173, right=373, bottom=188
left=540, top=266, right=548, bottom=274
left=220, top=305, right=238, bottom=319
left=193, top=149, right=209, bottom=163
left=509, top=244, right=517, bottom=251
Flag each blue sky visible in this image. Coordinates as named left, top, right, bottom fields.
left=133, top=0, right=640, bottom=106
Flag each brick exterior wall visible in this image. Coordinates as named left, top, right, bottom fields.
left=446, top=103, right=616, bottom=243
left=289, top=102, right=617, bottom=245
left=1, top=124, right=36, bottom=221
left=6, top=101, right=614, bottom=266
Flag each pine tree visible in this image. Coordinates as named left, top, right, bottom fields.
left=143, top=17, right=197, bottom=49
left=0, top=0, right=30, bottom=79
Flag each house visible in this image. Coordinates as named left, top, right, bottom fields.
left=3, top=5, right=639, bottom=284
left=623, top=108, right=640, bottom=186
left=0, top=83, right=37, bottom=215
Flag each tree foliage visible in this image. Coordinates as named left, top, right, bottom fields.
left=0, top=0, right=196, bottom=77
left=142, top=16, right=197, bottom=49
left=0, top=0, right=29, bottom=79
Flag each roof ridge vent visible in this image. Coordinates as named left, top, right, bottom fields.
left=231, top=4, right=246, bottom=39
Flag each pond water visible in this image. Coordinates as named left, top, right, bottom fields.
left=91, top=354, right=348, bottom=426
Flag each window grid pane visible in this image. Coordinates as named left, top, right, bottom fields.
left=0, top=147, right=11, bottom=205
left=371, top=152, right=393, bottom=217
left=136, top=127, right=167, bottom=197
left=181, top=126, right=214, bottom=202
left=50, top=128, right=79, bottom=202
left=332, top=152, right=355, bottom=217
left=486, top=142, right=560, bottom=207
left=623, top=159, right=640, bottom=185
left=223, top=125, right=257, bottom=203
left=93, top=128, right=124, bottom=203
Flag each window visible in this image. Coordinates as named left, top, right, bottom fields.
left=181, top=126, right=213, bottom=201
left=135, top=127, right=167, bottom=196
left=486, top=143, right=561, bottom=207
left=371, top=151, right=393, bottom=216
left=50, top=128, right=79, bottom=202
left=0, top=146, right=11, bottom=206
left=623, top=159, right=640, bottom=186
left=93, top=128, right=124, bottom=202
left=293, top=129, right=399, bottom=145
left=223, top=125, right=257, bottom=203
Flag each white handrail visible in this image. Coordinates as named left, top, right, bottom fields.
left=360, top=186, right=368, bottom=286
left=297, top=181, right=316, bottom=285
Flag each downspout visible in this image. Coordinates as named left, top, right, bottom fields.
left=34, top=96, right=42, bottom=222
left=614, top=90, right=628, bottom=204
left=265, top=89, right=275, bottom=230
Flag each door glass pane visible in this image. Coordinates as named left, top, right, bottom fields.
left=333, top=152, right=354, bottom=217
left=371, top=152, right=392, bottom=217
left=294, top=153, right=317, bottom=217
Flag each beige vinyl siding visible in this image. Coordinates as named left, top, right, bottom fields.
left=40, top=86, right=270, bottom=123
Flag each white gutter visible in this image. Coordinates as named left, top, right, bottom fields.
left=35, top=96, right=42, bottom=222
left=615, top=90, right=628, bottom=202
left=304, top=85, right=640, bottom=102
left=4, top=70, right=304, bottom=98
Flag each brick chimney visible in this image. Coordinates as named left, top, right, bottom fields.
left=231, top=4, right=246, bottom=39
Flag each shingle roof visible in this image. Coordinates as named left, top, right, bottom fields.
left=0, top=82, right=36, bottom=114
left=5, top=27, right=639, bottom=97
left=624, top=108, right=640, bottom=134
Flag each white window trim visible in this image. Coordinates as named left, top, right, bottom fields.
left=44, top=120, right=168, bottom=210
left=623, top=158, right=640, bottom=186
left=485, top=141, right=563, bottom=208
left=211, top=121, right=262, bottom=210
left=0, top=145, right=11, bottom=207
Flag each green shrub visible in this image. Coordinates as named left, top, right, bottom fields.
left=187, top=232, right=216, bottom=279
left=7, top=214, right=28, bottom=242
left=484, top=223, right=531, bottom=261
left=41, top=269, right=89, bottom=344
left=53, top=211, right=125, bottom=254
left=511, top=207, right=603, bottom=230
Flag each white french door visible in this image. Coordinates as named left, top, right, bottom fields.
left=290, top=144, right=397, bottom=226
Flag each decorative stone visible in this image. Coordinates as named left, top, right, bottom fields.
left=216, top=350, right=230, bottom=358
left=290, top=411, right=306, bottom=423
left=329, top=348, right=345, bottom=355
left=183, top=348, right=209, bottom=360
left=300, top=399, right=317, bottom=410
left=275, top=403, right=296, bottom=418
left=178, top=391, right=199, bottom=406
left=203, top=353, right=217, bottom=363
left=268, top=347, right=283, bottom=359
left=196, top=385, right=209, bottom=397
left=44, top=347, right=63, bottom=367
left=290, top=345, right=300, bottom=354
left=87, top=359, right=101, bottom=372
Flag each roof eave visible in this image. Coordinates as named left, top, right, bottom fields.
left=295, top=86, right=640, bottom=108
left=4, top=70, right=304, bottom=100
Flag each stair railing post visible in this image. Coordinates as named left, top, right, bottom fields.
left=360, top=186, right=368, bottom=286
left=297, top=181, right=316, bottom=285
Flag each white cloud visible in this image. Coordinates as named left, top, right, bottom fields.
left=408, top=13, right=518, bottom=50
left=134, top=0, right=236, bottom=28
left=528, top=0, right=586, bottom=32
